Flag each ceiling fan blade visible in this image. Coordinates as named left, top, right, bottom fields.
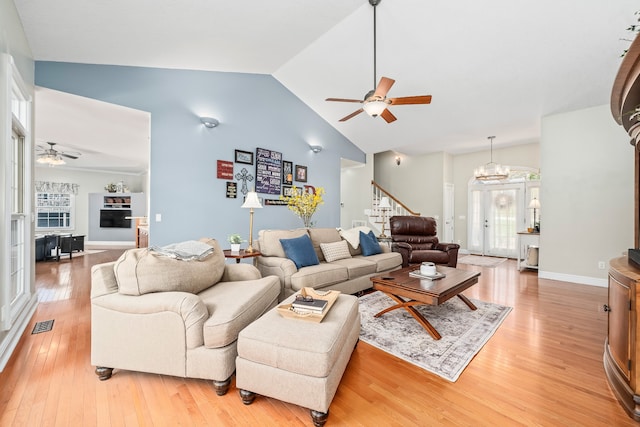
left=373, top=77, right=395, bottom=98
left=380, top=109, right=397, bottom=123
left=339, top=109, right=364, bottom=122
left=326, top=97, right=363, bottom=103
left=60, top=152, right=79, bottom=159
left=389, top=95, right=432, bottom=105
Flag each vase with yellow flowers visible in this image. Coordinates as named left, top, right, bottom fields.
left=281, top=186, right=325, bottom=228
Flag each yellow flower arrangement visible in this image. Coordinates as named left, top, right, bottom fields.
left=281, top=186, right=325, bottom=228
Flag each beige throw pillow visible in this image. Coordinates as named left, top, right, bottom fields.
left=320, top=240, right=352, bottom=263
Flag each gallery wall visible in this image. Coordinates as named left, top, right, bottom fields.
left=35, top=62, right=366, bottom=246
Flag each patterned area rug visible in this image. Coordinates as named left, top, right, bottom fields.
left=358, top=291, right=512, bottom=382
left=457, top=255, right=507, bottom=267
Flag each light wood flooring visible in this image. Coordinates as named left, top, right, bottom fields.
left=0, top=250, right=635, bottom=426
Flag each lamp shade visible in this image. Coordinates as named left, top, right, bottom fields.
left=241, top=191, right=263, bottom=209
left=528, top=198, right=540, bottom=209
left=378, top=197, right=391, bottom=209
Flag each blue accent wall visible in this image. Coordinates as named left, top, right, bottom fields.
left=36, top=62, right=365, bottom=246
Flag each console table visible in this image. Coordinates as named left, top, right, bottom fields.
left=35, top=234, right=84, bottom=261
left=516, top=231, right=539, bottom=271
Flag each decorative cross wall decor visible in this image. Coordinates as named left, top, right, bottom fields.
left=235, top=167, right=254, bottom=195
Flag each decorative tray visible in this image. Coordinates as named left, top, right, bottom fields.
left=409, top=270, right=446, bottom=280
left=276, top=287, right=340, bottom=323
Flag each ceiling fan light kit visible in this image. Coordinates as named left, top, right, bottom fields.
left=325, top=0, right=432, bottom=123
left=474, top=136, right=510, bottom=181
left=36, top=154, right=66, bottom=166
left=362, top=99, right=388, bottom=117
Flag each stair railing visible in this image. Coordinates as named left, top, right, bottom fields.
left=364, top=181, right=420, bottom=234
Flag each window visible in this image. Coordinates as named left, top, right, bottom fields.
left=36, top=192, right=75, bottom=230
left=2, top=53, right=33, bottom=333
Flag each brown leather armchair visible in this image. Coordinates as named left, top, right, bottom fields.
left=389, top=216, right=460, bottom=268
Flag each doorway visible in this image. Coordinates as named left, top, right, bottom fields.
left=467, top=183, right=524, bottom=257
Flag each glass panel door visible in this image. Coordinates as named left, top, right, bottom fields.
left=468, top=183, right=524, bottom=258
left=485, top=187, right=521, bottom=257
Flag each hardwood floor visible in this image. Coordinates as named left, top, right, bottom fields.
left=0, top=251, right=635, bottom=426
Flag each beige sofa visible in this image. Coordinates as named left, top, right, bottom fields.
left=90, top=238, right=280, bottom=396
left=256, top=227, right=402, bottom=301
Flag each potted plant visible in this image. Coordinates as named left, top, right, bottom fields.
left=227, top=234, right=244, bottom=252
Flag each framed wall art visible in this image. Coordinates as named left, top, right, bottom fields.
left=282, top=160, right=293, bottom=185
left=255, top=147, right=282, bottom=195
left=235, top=149, right=254, bottom=165
left=282, top=185, right=302, bottom=197
left=217, top=160, right=234, bottom=179
left=295, top=165, right=307, bottom=183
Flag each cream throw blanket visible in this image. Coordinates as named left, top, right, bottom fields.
left=338, top=226, right=371, bottom=249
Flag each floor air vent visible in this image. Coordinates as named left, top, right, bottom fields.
left=32, top=320, right=54, bottom=334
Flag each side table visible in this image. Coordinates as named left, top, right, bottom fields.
left=223, top=249, right=261, bottom=264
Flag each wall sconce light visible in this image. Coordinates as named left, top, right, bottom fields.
left=200, top=117, right=219, bottom=128
left=310, top=145, right=322, bottom=153
left=395, top=156, right=401, bottom=165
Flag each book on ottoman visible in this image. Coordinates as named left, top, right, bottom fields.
left=292, top=298, right=328, bottom=313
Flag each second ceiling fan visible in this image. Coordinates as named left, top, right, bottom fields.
left=326, top=0, right=432, bottom=124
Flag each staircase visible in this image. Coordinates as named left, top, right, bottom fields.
left=363, top=181, right=420, bottom=235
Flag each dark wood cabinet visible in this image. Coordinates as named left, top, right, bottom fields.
left=604, top=257, right=640, bottom=420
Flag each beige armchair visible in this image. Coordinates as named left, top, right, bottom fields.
left=90, top=238, right=280, bottom=395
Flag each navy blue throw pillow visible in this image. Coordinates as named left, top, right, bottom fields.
left=360, top=230, right=382, bottom=256
left=279, top=234, right=320, bottom=269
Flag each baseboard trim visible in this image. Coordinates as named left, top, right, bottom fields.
left=538, top=270, right=607, bottom=288
left=0, top=295, right=38, bottom=372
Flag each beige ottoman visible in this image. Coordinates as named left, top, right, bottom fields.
left=236, top=293, right=360, bottom=427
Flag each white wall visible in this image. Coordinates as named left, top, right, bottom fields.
left=34, top=167, right=145, bottom=238
left=539, top=104, right=633, bottom=286
left=340, top=154, right=374, bottom=229
left=374, top=150, right=447, bottom=234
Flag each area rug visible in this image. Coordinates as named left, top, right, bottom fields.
left=457, top=255, right=507, bottom=267
left=358, top=291, right=512, bottom=382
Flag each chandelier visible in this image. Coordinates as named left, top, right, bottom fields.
left=474, top=136, right=509, bottom=181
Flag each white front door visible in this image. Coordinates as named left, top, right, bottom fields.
left=468, top=183, right=524, bottom=258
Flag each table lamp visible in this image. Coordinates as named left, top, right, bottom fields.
left=378, top=196, right=392, bottom=238
left=528, top=198, right=540, bottom=231
left=241, top=190, right=263, bottom=253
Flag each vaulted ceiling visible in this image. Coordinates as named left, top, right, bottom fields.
left=15, top=0, right=639, bottom=170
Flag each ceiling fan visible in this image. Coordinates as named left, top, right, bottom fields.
left=36, top=142, right=81, bottom=166
left=326, top=0, right=432, bottom=123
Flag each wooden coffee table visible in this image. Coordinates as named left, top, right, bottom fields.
left=370, top=266, right=481, bottom=340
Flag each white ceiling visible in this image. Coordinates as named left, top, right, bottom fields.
left=15, top=0, right=640, bottom=172
left=34, top=87, right=150, bottom=174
